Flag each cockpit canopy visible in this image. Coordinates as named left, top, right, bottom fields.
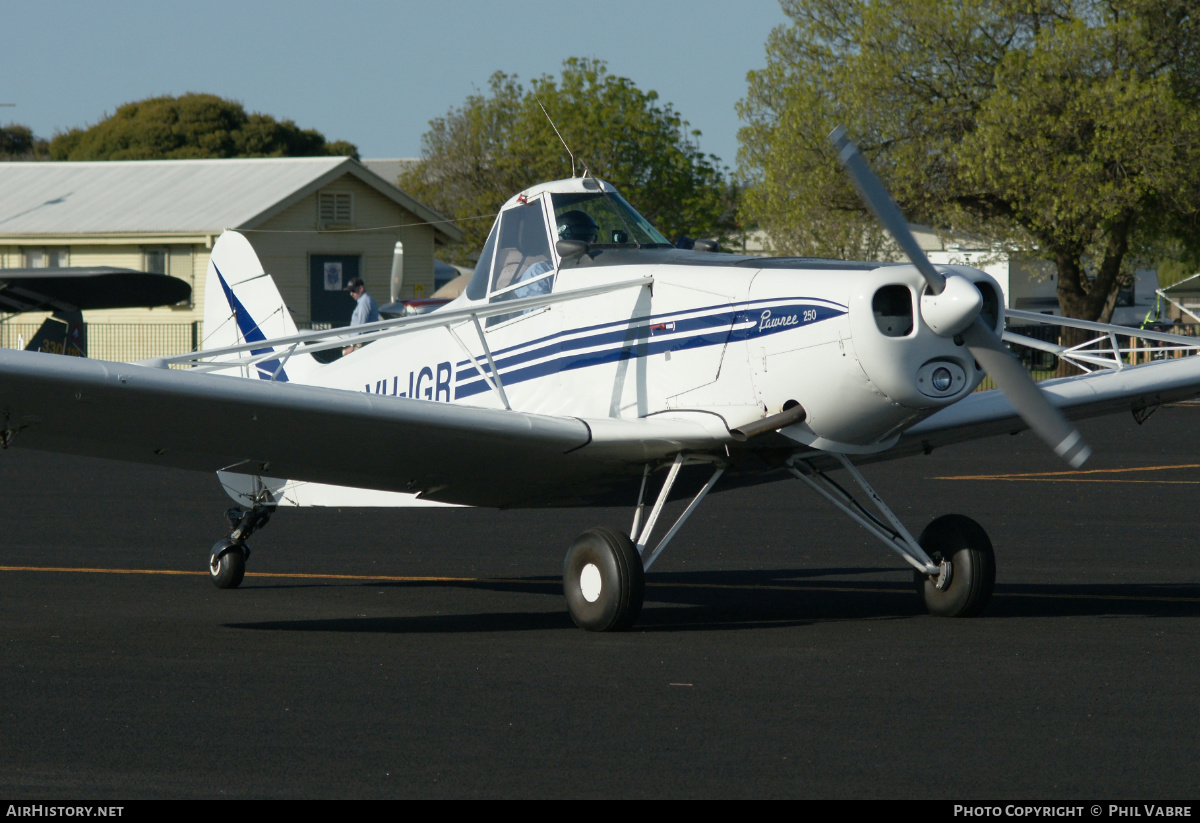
left=550, top=190, right=669, bottom=248
left=465, top=179, right=669, bottom=323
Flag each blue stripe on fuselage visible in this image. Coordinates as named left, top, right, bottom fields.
left=453, top=296, right=847, bottom=369
left=454, top=310, right=734, bottom=385
left=452, top=297, right=844, bottom=399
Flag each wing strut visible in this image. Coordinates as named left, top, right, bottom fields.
left=160, top=277, right=654, bottom=372
left=447, top=323, right=511, bottom=410
left=470, top=314, right=511, bottom=410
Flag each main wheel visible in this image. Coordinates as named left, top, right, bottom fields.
left=209, top=540, right=246, bottom=589
left=913, top=514, right=995, bottom=617
left=563, top=526, right=645, bottom=632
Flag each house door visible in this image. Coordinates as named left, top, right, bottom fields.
left=309, top=255, right=361, bottom=326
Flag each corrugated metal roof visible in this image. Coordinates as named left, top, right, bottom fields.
left=0, top=157, right=454, bottom=237
left=360, top=158, right=420, bottom=187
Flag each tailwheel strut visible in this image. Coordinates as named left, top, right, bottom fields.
left=209, top=488, right=276, bottom=590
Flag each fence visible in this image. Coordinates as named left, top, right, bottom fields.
left=0, top=322, right=200, bottom=363
left=0, top=320, right=340, bottom=363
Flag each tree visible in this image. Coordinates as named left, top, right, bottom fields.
left=0, top=124, right=49, bottom=159
left=48, top=93, right=358, bottom=161
left=737, top=0, right=1200, bottom=321
left=400, top=58, right=734, bottom=261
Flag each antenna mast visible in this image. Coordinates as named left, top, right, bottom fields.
left=537, top=97, right=576, bottom=178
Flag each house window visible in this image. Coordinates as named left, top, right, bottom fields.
left=25, top=248, right=68, bottom=268
left=144, top=248, right=167, bottom=274
left=319, top=192, right=352, bottom=224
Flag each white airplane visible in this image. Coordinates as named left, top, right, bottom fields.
left=4, top=129, right=1200, bottom=631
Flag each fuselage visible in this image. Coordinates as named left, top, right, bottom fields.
left=311, top=176, right=1003, bottom=456
left=195, top=177, right=1008, bottom=509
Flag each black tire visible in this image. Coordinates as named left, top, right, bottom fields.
left=563, top=526, right=645, bottom=632
left=913, top=514, right=995, bottom=617
left=209, top=540, right=246, bottom=589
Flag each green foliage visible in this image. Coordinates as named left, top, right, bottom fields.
left=48, top=93, right=359, bottom=161
left=0, top=124, right=49, bottom=159
left=1155, top=258, right=1195, bottom=290
left=400, top=58, right=735, bottom=261
left=738, top=0, right=1200, bottom=320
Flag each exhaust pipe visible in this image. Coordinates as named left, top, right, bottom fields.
left=730, top=402, right=807, bottom=441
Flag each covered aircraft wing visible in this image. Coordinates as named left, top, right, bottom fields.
left=0, top=349, right=720, bottom=508
left=0, top=267, right=191, bottom=313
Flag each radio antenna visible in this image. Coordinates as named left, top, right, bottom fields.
left=536, top=96, right=576, bottom=178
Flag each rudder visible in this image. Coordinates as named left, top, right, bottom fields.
left=202, top=230, right=319, bottom=382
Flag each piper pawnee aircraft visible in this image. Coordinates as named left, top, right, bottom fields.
left=3, top=129, right=1200, bottom=631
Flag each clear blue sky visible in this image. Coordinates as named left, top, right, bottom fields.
left=3, top=0, right=788, bottom=172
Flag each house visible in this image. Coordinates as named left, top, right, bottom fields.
left=0, top=157, right=463, bottom=358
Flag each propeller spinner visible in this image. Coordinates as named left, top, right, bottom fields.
left=829, top=126, right=1090, bottom=468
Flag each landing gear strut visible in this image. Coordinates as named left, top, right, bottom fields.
left=209, top=502, right=274, bottom=589
left=562, top=455, right=725, bottom=632
left=788, top=454, right=997, bottom=617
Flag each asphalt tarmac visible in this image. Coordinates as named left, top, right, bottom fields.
left=3, top=404, right=1200, bottom=799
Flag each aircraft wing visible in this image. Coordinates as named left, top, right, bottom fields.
left=5, top=344, right=1200, bottom=508
left=0, top=267, right=191, bottom=313
left=888, top=356, right=1200, bottom=460
left=0, top=349, right=721, bottom=508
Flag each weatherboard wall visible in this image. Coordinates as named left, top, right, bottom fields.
left=0, top=242, right=210, bottom=361
left=0, top=160, right=453, bottom=361
left=246, top=173, right=437, bottom=325
left=0, top=243, right=210, bottom=326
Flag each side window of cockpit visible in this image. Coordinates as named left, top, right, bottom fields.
left=489, top=201, right=554, bottom=302
left=465, top=220, right=499, bottom=301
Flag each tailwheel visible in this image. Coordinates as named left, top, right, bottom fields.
left=563, top=526, right=645, bottom=632
left=209, top=539, right=247, bottom=589
left=913, top=514, right=995, bottom=617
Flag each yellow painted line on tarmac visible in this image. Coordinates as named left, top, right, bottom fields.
left=0, top=565, right=489, bottom=583
left=652, top=581, right=1200, bottom=602
left=1, top=565, right=207, bottom=577
left=935, top=463, right=1200, bottom=483
left=938, top=479, right=1200, bottom=485
left=989, top=590, right=1200, bottom=603
left=4, top=566, right=1200, bottom=603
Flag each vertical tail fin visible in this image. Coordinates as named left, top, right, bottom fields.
left=202, top=231, right=319, bottom=382
left=27, top=310, right=86, bottom=357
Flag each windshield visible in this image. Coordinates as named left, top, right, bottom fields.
left=550, top=192, right=670, bottom=247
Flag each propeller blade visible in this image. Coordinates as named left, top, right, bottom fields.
left=829, top=126, right=946, bottom=295
left=962, top=318, right=1091, bottom=468
left=829, top=125, right=1090, bottom=468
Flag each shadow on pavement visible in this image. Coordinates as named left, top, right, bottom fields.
left=225, top=567, right=1200, bottom=633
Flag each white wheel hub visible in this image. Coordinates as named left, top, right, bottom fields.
left=580, top=563, right=602, bottom=603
